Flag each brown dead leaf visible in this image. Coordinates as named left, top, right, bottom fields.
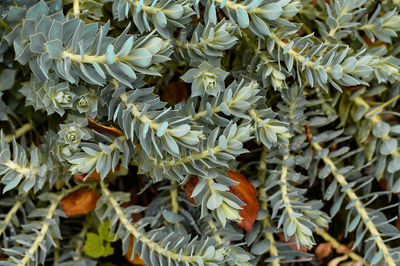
left=336, top=244, right=350, bottom=254
left=315, top=242, right=332, bottom=259
left=74, top=164, right=120, bottom=182
left=125, top=235, right=146, bottom=265
left=362, top=35, right=387, bottom=47
left=87, top=115, right=123, bottom=136
left=227, top=171, right=259, bottom=232
left=185, top=172, right=259, bottom=232
left=61, top=189, right=99, bottom=216
left=342, top=85, right=365, bottom=92
left=184, top=175, right=199, bottom=205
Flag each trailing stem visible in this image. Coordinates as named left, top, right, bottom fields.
left=0, top=200, right=23, bottom=236
left=170, top=180, right=179, bottom=213
left=258, top=150, right=280, bottom=266
left=270, top=32, right=331, bottom=73
left=315, top=229, right=364, bottom=263
left=354, top=96, right=400, bottom=157
left=100, top=181, right=201, bottom=263
left=18, top=186, right=82, bottom=266
left=4, top=123, right=34, bottom=143
left=207, top=219, right=223, bottom=244
left=312, top=142, right=396, bottom=266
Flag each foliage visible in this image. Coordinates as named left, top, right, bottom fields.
left=83, top=220, right=119, bottom=259
left=0, top=0, right=400, bottom=266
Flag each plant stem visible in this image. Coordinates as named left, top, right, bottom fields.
left=119, top=93, right=165, bottom=132
left=364, top=94, right=400, bottom=119
left=312, top=142, right=396, bottom=266
left=0, top=19, right=12, bottom=32
left=18, top=185, right=82, bottom=266
left=280, top=152, right=293, bottom=215
left=270, top=32, right=332, bottom=73
left=73, top=0, right=80, bottom=16
left=207, top=219, right=223, bottom=244
left=100, top=181, right=201, bottom=263
left=170, top=180, right=179, bottom=213
left=4, top=123, right=34, bottom=143
left=162, top=146, right=222, bottom=167
left=315, top=228, right=365, bottom=263
left=0, top=200, right=23, bottom=236
left=354, top=96, right=400, bottom=157
left=62, top=51, right=106, bottom=64
left=74, top=223, right=88, bottom=259
left=258, top=150, right=280, bottom=266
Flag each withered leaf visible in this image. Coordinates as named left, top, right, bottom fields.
left=184, top=175, right=199, bottom=205
left=87, top=115, right=123, bottom=136
left=315, top=242, right=332, bottom=259
left=74, top=164, right=120, bottom=182
left=125, top=235, right=146, bottom=265
left=61, top=189, right=99, bottom=216
left=185, top=172, right=259, bottom=232
left=227, top=171, right=259, bottom=232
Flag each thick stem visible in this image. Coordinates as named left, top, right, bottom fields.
left=213, top=0, right=263, bottom=14
left=280, top=153, right=293, bottom=215
left=161, top=146, right=222, bottom=167
left=3, top=160, right=39, bottom=175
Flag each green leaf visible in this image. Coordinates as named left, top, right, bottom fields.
left=83, top=233, right=105, bottom=259
left=103, top=242, right=114, bottom=257
left=98, top=220, right=117, bottom=242
left=388, top=157, right=400, bottom=174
